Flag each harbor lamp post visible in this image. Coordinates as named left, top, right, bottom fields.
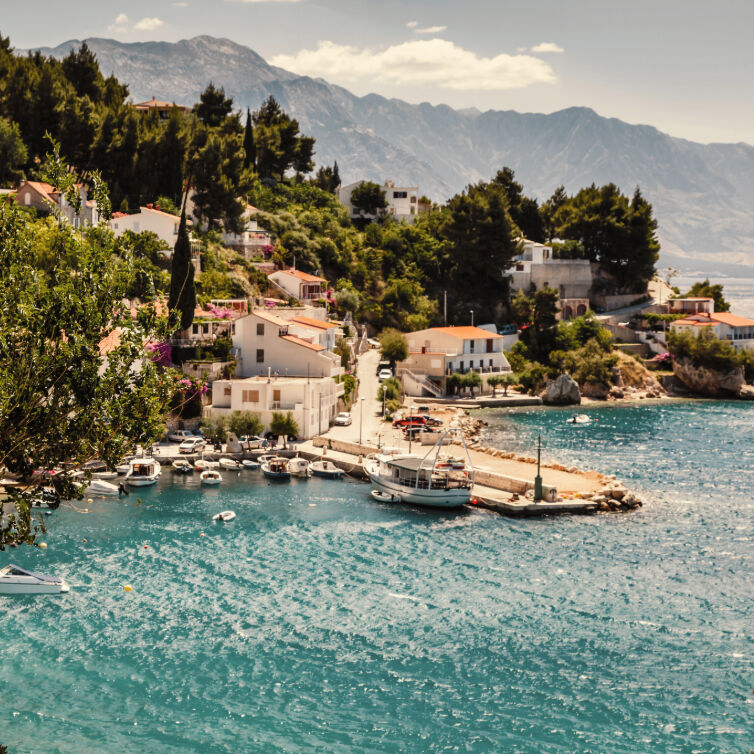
left=533, top=434, right=544, bottom=501
left=359, top=397, right=365, bottom=446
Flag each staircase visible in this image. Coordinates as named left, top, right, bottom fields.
left=401, top=369, right=444, bottom=398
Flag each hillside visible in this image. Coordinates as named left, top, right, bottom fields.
left=31, top=35, right=754, bottom=273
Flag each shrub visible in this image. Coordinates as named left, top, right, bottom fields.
left=228, top=411, right=264, bottom=438
left=667, top=329, right=745, bottom=374
left=201, top=414, right=228, bottom=444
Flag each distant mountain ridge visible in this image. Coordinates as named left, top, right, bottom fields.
left=30, top=35, right=754, bottom=273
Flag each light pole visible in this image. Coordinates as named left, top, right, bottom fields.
left=470, top=310, right=474, bottom=327
left=533, top=434, right=544, bottom=501
left=359, top=397, right=365, bottom=446
left=408, top=404, right=415, bottom=453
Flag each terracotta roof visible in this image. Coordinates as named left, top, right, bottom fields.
left=141, top=206, right=181, bottom=221
left=98, top=328, right=122, bottom=356
left=250, top=309, right=289, bottom=327
left=23, top=181, right=57, bottom=202
left=426, top=326, right=503, bottom=339
left=134, top=97, right=187, bottom=110
left=277, top=268, right=326, bottom=283
left=672, top=319, right=715, bottom=327
left=709, top=312, right=754, bottom=327
left=290, top=315, right=338, bottom=330
left=280, top=334, right=326, bottom=351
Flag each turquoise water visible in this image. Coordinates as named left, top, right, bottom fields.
left=2, top=401, right=753, bottom=753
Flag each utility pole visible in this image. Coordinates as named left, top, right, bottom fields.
left=470, top=310, right=474, bottom=327
left=533, top=434, right=543, bottom=501
left=443, top=290, right=447, bottom=324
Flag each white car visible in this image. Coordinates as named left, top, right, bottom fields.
left=179, top=437, right=205, bottom=454
left=378, top=369, right=393, bottom=382
left=239, top=435, right=266, bottom=449
left=334, top=412, right=352, bottom=426
left=168, top=429, right=194, bottom=443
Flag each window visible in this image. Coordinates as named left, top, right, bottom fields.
left=486, top=339, right=493, bottom=353
left=257, top=323, right=264, bottom=336
left=410, top=195, right=417, bottom=203
left=256, top=349, right=264, bottom=363
left=459, top=361, right=464, bottom=372
left=224, top=387, right=231, bottom=396
left=242, top=390, right=259, bottom=403
left=469, top=340, right=475, bottom=353
left=24, top=193, right=31, bottom=206
left=272, top=389, right=281, bottom=409
left=393, top=191, right=407, bottom=199
left=192, top=324, right=199, bottom=335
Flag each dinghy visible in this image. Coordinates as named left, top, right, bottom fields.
left=310, top=460, right=344, bottom=479
left=371, top=490, right=402, bottom=503
left=242, top=459, right=261, bottom=470
left=212, top=510, right=236, bottom=522
left=200, top=470, right=222, bottom=486
left=219, top=458, right=241, bottom=470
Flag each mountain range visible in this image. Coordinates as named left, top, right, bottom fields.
left=30, top=35, right=754, bottom=274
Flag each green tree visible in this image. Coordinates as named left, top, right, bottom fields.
left=243, top=108, right=255, bottom=170
left=228, top=410, right=264, bottom=438
left=350, top=181, right=387, bottom=215
left=511, top=286, right=561, bottom=363
left=270, top=411, right=299, bottom=446
left=492, top=167, right=545, bottom=242
left=167, top=206, right=196, bottom=332
left=0, top=117, right=27, bottom=184
left=0, top=160, right=173, bottom=549
left=462, top=370, right=482, bottom=396
left=683, top=279, right=730, bottom=312
left=194, top=83, right=233, bottom=128
left=61, top=42, right=104, bottom=103
left=201, top=414, right=227, bottom=444
left=379, top=328, right=409, bottom=367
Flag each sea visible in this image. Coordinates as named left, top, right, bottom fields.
left=2, top=399, right=753, bottom=753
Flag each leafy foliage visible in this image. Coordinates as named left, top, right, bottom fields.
left=667, top=328, right=753, bottom=378
left=379, top=329, right=409, bottom=366
left=228, top=410, right=264, bottom=438
left=350, top=181, right=387, bottom=215
left=681, top=279, right=730, bottom=312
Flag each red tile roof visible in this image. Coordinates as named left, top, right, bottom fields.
left=141, top=206, right=182, bottom=221
left=280, top=334, right=326, bottom=351
left=280, top=269, right=326, bottom=283
left=427, top=326, right=503, bottom=339
left=709, top=312, right=754, bottom=327
left=251, top=309, right=289, bottom=327
left=290, top=315, right=338, bottom=330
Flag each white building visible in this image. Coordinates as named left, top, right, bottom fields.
left=222, top=204, right=273, bottom=258
left=398, top=326, right=511, bottom=397
left=109, top=205, right=184, bottom=249
left=337, top=180, right=421, bottom=223
left=669, top=311, right=754, bottom=351
left=208, top=375, right=341, bottom=439
left=505, top=239, right=593, bottom=320
left=15, top=181, right=100, bottom=228
left=268, top=269, right=327, bottom=305
left=232, top=309, right=343, bottom=379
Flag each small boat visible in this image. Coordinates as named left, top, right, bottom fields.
left=371, top=490, right=401, bottom=503
left=219, top=457, right=241, bottom=470
left=171, top=459, right=193, bottom=473
left=261, top=457, right=291, bottom=480
left=200, top=470, right=222, bottom=485
left=115, top=463, right=130, bottom=475
left=242, top=459, right=261, bottom=470
left=287, top=457, right=310, bottom=477
left=125, top=458, right=161, bottom=487
left=82, top=460, right=118, bottom=480
left=257, top=454, right=276, bottom=465
left=310, top=460, right=344, bottom=479
left=195, top=457, right=219, bottom=471
left=0, top=564, right=69, bottom=595
left=212, top=510, right=236, bottom=522
left=568, top=414, right=591, bottom=425
left=23, top=487, right=61, bottom=509
left=84, top=479, right=120, bottom=496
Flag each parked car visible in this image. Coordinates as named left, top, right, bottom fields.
left=168, top=429, right=194, bottom=443
left=393, top=415, right=428, bottom=428
left=378, top=368, right=393, bottom=382
left=334, top=412, right=352, bottom=426
left=419, top=414, right=443, bottom=427
left=403, top=424, right=437, bottom=438
left=376, top=360, right=392, bottom=375
left=416, top=405, right=430, bottom=412
left=178, top=437, right=205, bottom=454
left=239, top=435, right=265, bottom=449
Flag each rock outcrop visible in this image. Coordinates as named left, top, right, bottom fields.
left=672, top=357, right=745, bottom=397
left=540, top=374, right=581, bottom=405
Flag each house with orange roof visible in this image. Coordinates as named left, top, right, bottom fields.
left=670, top=311, right=754, bottom=350
left=108, top=204, right=187, bottom=249
left=133, top=97, right=189, bottom=119
left=15, top=180, right=100, bottom=227
left=399, top=325, right=512, bottom=397
left=268, top=268, right=327, bottom=305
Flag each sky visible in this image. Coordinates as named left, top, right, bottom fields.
left=3, top=0, right=754, bottom=145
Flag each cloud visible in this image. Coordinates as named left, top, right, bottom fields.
left=414, top=25, right=447, bottom=34
left=134, top=17, right=165, bottom=31
left=406, top=21, right=418, bottom=28
left=107, top=13, right=129, bottom=33
left=271, top=39, right=556, bottom=91
left=530, top=42, right=564, bottom=53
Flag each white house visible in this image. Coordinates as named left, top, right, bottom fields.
left=505, top=238, right=593, bottom=320
left=232, top=309, right=343, bottom=379
left=268, top=268, right=327, bottom=305
left=337, top=180, right=422, bottom=223
left=669, top=311, right=754, bottom=351
left=398, top=326, right=511, bottom=397
left=207, top=374, right=342, bottom=439
left=222, top=204, right=273, bottom=258
left=109, top=205, right=183, bottom=248
left=15, top=181, right=100, bottom=227
left=667, top=297, right=714, bottom=315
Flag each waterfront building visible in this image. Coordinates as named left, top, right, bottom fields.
left=669, top=311, right=754, bottom=350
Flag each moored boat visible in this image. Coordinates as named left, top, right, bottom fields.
left=363, top=428, right=474, bottom=508
left=261, top=457, right=291, bottom=480
left=242, top=459, right=261, bottom=470
left=82, top=460, right=119, bottom=479
left=568, top=414, right=591, bottom=424
left=0, top=564, right=69, bottom=595
left=219, top=458, right=241, bottom=470
left=125, top=458, right=161, bottom=487
left=212, top=510, right=236, bottom=522
left=195, top=456, right=220, bottom=471
left=200, top=469, right=222, bottom=486
left=172, top=459, right=193, bottom=473
left=310, top=460, right=344, bottom=479
left=287, top=457, right=310, bottom=477
left=84, top=479, right=120, bottom=496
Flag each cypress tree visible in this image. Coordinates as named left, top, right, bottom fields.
left=168, top=205, right=196, bottom=332
left=332, top=160, right=340, bottom=189
left=243, top=108, right=255, bottom=169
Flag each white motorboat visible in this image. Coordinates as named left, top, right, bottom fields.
left=171, top=459, right=193, bottom=473
left=310, top=460, right=344, bottom=479
left=115, top=463, right=130, bottom=475
left=371, top=489, right=401, bottom=503
left=364, top=428, right=474, bottom=508
left=200, top=470, right=222, bottom=485
left=84, top=479, right=121, bottom=496
left=195, top=457, right=220, bottom=471
left=125, top=458, right=161, bottom=487
left=212, top=510, right=236, bottom=522
left=568, top=414, right=592, bottom=425
left=287, top=457, right=310, bottom=477
left=261, top=457, right=291, bottom=480
left=242, top=459, right=261, bottom=470
left=82, top=460, right=118, bottom=480
left=219, top=458, right=241, bottom=470
left=0, top=564, right=69, bottom=595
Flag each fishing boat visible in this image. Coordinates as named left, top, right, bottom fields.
left=171, top=459, right=193, bottom=473
left=0, top=564, right=70, bottom=595
left=84, top=479, right=120, bottom=496
left=219, top=458, right=241, bottom=470
left=125, top=458, right=161, bottom=487
left=242, top=459, right=261, bottom=470
left=200, top=469, right=222, bottom=486
left=363, top=428, right=474, bottom=508
left=310, top=460, right=344, bottom=479
left=261, top=457, right=291, bottom=480
left=212, top=510, right=236, bottom=522
left=287, top=457, right=310, bottom=478
left=195, top=456, right=220, bottom=471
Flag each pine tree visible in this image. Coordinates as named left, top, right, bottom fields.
left=243, top=108, right=255, bottom=170
left=332, top=160, right=340, bottom=188
left=168, top=205, right=196, bottom=332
